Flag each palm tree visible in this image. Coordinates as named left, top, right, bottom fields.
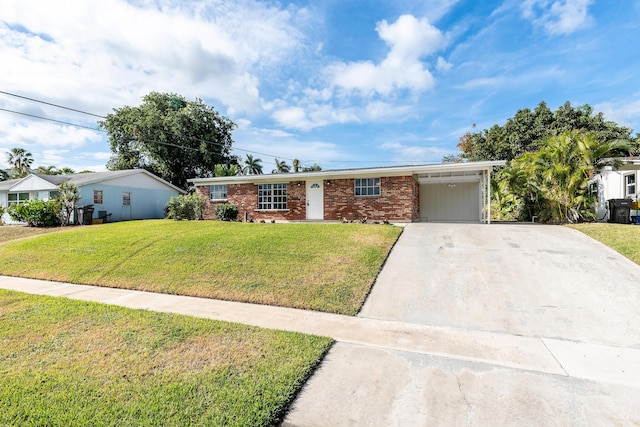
left=36, top=165, right=60, bottom=175
left=214, top=164, right=241, bottom=177
left=7, top=147, right=34, bottom=178
left=243, top=154, right=263, bottom=175
left=271, top=158, right=290, bottom=174
left=59, top=181, right=81, bottom=226
left=496, top=131, right=632, bottom=223
left=302, top=164, right=322, bottom=172
left=59, top=167, right=76, bottom=175
left=292, top=159, right=301, bottom=173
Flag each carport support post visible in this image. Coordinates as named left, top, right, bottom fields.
left=487, top=168, right=491, bottom=224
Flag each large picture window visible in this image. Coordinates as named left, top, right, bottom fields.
left=355, top=178, right=380, bottom=196
left=258, top=183, right=287, bottom=210
left=8, top=192, right=29, bottom=205
left=210, top=185, right=228, bottom=201
left=625, top=174, right=636, bottom=197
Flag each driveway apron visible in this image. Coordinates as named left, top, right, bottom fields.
left=283, top=223, right=640, bottom=426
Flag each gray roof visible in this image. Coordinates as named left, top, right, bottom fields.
left=0, top=169, right=185, bottom=193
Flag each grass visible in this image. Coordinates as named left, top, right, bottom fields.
left=0, top=224, right=61, bottom=243
left=568, top=222, right=640, bottom=264
left=0, top=220, right=401, bottom=315
left=0, top=289, right=332, bottom=426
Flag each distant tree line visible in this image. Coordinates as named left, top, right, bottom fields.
left=2, top=147, right=89, bottom=181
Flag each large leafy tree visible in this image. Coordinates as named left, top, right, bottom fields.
left=100, top=92, right=236, bottom=189
left=458, top=101, right=638, bottom=162
left=7, top=147, right=34, bottom=178
left=495, top=131, right=632, bottom=223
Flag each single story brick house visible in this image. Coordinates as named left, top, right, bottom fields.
left=0, top=169, right=184, bottom=224
left=189, top=161, right=505, bottom=223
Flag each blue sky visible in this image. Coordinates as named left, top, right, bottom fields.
left=1, top=0, right=639, bottom=174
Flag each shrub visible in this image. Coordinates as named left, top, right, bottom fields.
left=215, top=203, right=238, bottom=221
left=165, top=194, right=207, bottom=220
left=7, top=199, right=62, bottom=227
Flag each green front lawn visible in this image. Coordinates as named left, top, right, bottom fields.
left=0, top=290, right=332, bottom=426
left=568, top=222, right=640, bottom=264
left=0, top=220, right=401, bottom=315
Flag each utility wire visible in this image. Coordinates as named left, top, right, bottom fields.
left=1, top=91, right=435, bottom=165
left=0, top=107, right=105, bottom=131
left=0, top=90, right=106, bottom=118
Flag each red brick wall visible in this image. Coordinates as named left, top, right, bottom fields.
left=324, top=176, right=417, bottom=222
left=196, top=175, right=418, bottom=222
left=196, top=181, right=306, bottom=221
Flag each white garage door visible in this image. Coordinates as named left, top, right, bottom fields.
left=419, top=182, right=480, bottom=222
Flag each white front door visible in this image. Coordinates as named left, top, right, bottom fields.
left=306, top=181, right=324, bottom=220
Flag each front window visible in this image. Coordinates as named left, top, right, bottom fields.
left=94, top=190, right=103, bottom=204
left=258, top=183, right=287, bottom=210
left=210, top=185, right=228, bottom=201
left=8, top=192, right=29, bottom=205
left=122, top=192, right=131, bottom=206
left=625, top=174, right=636, bottom=197
left=355, top=178, right=380, bottom=196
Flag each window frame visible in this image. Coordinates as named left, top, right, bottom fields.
left=209, top=184, right=228, bottom=201
left=93, top=190, right=103, bottom=204
left=8, top=192, right=29, bottom=205
left=354, top=177, right=381, bottom=197
left=257, top=183, right=288, bottom=210
left=625, top=174, right=636, bottom=198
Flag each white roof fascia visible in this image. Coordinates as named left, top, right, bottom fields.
left=8, top=175, right=59, bottom=192
left=188, top=161, right=506, bottom=185
left=69, top=170, right=186, bottom=194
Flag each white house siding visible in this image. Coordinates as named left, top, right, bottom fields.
left=419, top=182, right=480, bottom=222
left=78, top=184, right=177, bottom=222
left=592, top=166, right=640, bottom=222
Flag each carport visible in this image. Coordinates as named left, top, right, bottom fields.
left=415, top=161, right=504, bottom=223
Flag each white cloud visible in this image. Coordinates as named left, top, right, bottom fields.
left=232, top=123, right=347, bottom=169
left=594, top=98, right=640, bottom=130
left=326, top=15, right=445, bottom=96
left=380, top=141, right=450, bottom=163
left=272, top=105, right=359, bottom=131
left=0, top=0, right=306, bottom=114
left=521, top=0, right=593, bottom=35
left=436, top=57, right=453, bottom=72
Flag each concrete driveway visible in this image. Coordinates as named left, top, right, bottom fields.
left=283, top=223, right=640, bottom=426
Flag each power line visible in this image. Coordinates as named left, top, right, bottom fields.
left=0, top=90, right=106, bottom=118
left=0, top=107, right=105, bottom=131
left=2, top=91, right=423, bottom=165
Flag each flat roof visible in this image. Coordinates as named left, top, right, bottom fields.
left=188, top=161, right=506, bottom=184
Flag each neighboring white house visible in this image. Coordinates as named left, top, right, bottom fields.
left=589, top=157, right=640, bottom=222
left=0, top=169, right=185, bottom=224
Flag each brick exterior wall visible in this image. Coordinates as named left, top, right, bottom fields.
left=324, top=176, right=418, bottom=222
left=196, top=181, right=306, bottom=221
left=196, top=175, right=419, bottom=222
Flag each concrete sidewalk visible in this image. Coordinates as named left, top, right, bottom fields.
left=2, top=272, right=640, bottom=425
